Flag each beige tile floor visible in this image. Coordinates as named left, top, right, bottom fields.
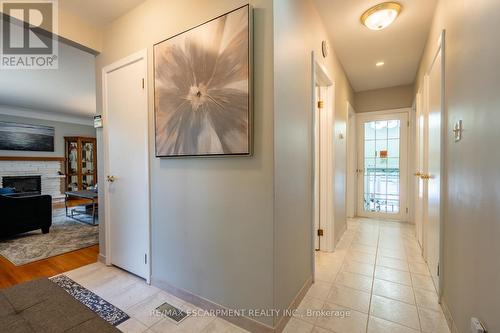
left=285, top=218, right=450, bottom=333
left=64, top=262, right=248, bottom=333
left=64, top=218, right=450, bottom=333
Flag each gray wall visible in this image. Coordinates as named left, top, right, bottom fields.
left=95, top=0, right=275, bottom=326
left=354, top=84, right=415, bottom=113
left=0, top=113, right=95, bottom=158
left=415, top=0, right=500, bottom=331
left=273, top=0, right=354, bottom=314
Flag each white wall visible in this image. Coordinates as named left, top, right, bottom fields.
left=354, top=84, right=415, bottom=113
left=415, top=0, right=500, bottom=331
left=273, top=0, right=354, bottom=315
left=96, top=0, right=275, bottom=327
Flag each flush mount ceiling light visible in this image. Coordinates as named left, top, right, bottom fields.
left=376, top=61, right=385, bottom=67
left=361, top=2, right=402, bottom=31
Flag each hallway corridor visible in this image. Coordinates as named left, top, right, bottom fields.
left=285, top=219, right=450, bottom=333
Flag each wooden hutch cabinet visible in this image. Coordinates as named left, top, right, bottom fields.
left=64, top=137, right=97, bottom=191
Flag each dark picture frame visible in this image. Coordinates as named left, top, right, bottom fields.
left=153, top=5, right=252, bottom=158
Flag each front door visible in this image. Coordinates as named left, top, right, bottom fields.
left=357, top=112, right=409, bottom=221
left=103, top=51, right=150, bottom=280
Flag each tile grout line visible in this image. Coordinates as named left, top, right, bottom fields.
left=311, top=220, right=355, bottom=333
left=296, top=219, right=447, bottom=333
left=309, top=221, right=355, bottom=331
left=407, top=232, right=424, bottom=333
left=364, top=221, right=380, bottom=333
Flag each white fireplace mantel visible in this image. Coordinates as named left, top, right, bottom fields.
left=0, top=157, right=65, bottom=201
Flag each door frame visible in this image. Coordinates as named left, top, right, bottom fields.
left=423, top=30, right=446, bottom=299
left=101, top=49, right=151, bottom=283
left=356, top=108, right=411, bottom=221
left=311, top=53, right=335, bottom=253
left=346, top=102, right=357, bottom=218
left=310, top=51, right=335, bottom=283
left=414, top=89, right=426, bottom=250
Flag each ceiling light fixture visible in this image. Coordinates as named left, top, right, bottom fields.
left=361, top=2, right=402, bottom=31
left=376, top=61, right=385, bottom=67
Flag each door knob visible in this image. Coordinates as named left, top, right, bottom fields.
left=414, top=171, right=422, bottom=177
left=420, top=174, right=433, bottom=180
left=106, top=175, right=116, bottom=183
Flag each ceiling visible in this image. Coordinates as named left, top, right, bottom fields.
left=314, top=0, right=437, bottom=92
left=0, top=40, right=96, bottom=118
left=60, top=0, right=146, bottom=27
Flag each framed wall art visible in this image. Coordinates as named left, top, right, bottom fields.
left=154, top=5, right=252, bottom=157
left=0, top=121, right=55, bottom=152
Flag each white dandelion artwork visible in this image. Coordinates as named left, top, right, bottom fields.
left=154, top=5, right=251, bottom=157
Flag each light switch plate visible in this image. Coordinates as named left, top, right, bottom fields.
left=471, top=317, right=486, bottom=333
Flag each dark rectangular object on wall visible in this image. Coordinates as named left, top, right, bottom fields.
left=2, top=176, right=42, bottom=195
left=0, top=121, right=55, bottom=151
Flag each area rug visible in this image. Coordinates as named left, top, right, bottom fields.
left=50, top=275, right=129, bottom=326
left=0, top=209, right=99, bottom=266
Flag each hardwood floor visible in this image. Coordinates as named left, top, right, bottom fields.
left=53, top=198, right=95, bottom=210
left=0, top=245, right=99, bottom=289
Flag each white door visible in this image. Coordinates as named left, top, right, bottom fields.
left=103, top=50, right=150, bottom=280
left=425, top=43, right=444, bottom=291
left=414, top=91, right=426, bottom=249
left=357, top=112, right=409, bottom=221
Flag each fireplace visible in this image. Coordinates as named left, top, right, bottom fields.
left=2, top=176, right=42, bottom=195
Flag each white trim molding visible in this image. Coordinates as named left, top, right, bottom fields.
left=0, top=105, right=94, bottom=126
left=441, top=299, right=458, bottom=333
left=152, top=276, right=312, bottom=333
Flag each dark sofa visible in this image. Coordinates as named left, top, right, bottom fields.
left=0, top=194, right=52, bottom=238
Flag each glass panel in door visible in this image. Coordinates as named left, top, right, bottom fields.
left=363, top=120, right=401, bottom=215
left=81, top=140, right=95, bottom=190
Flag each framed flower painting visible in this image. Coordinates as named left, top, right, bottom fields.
left=154, top=5, right=252, bottom=157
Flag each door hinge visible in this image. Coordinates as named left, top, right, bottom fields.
left=406, top=207, right=409, bottom=214
left=437, top=263, right=440, bottom=277
left=144, top=253, right=147, bottom=264
left=407, top=120, right=410, bottom=127
left=317, top=229, right=324, bottom=237
left=317, top=100, right=324, bottom=109
left=142, top=78, right=145, bottom=89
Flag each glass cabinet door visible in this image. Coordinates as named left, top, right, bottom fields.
left=81, top=140, right=95, bottom=189
left=67, top=140, right=79, bottom=191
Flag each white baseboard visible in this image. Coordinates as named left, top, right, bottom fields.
left=275, top=276, right=313, bottom=333
left=441, top=298, right=459, bottom=333
left=152, top=278, right=274, bottom=333
left=152, top=275, right=312, bottom=333
left=97, top=253, right=106, bottom=264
